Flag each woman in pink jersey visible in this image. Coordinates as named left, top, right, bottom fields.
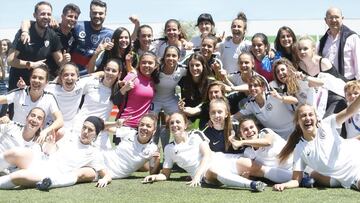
left=116, top=51, right=159, bottom=128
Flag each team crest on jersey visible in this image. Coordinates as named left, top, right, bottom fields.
left=75, top=89, right=81, bottom=95
left=299, top=92, right=307, bottom=99
left=91, top=34, right=100, bottom=45
left=172, top=74, right=180, bottom=81
left=79, top=31, right=86, bottom=39
left=44, top=40, right=49, bottom=47
left=265, top=103, right=273, bottom=111
left=142, top=148, right=150, bottom=156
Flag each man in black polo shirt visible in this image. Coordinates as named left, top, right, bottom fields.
left=45, top=3, right=81, bottom=79
left=7, top=1, right=64, bottom=118
left=20, top=3, right=81, bottom=79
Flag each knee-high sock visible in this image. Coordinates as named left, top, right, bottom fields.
left=0, top=154, right=11, bottom=172
left=0, top=175, right=16, bottom=189
left=263, top=166, right=292, bottom=183
left=216, top=171, right=252, bottom=188
left=49, top=172, right=78, bottom=188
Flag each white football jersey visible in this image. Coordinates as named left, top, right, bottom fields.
left=163, top=130, right=209, bottom=178
left=0, top=122, right=35, bottom=153
left=243, top=128, right=292, bottom=169
left=6, top=87, right=60, bottom=125
left=293, top=115, right=360, bottom=188
left=219, top=39, right=251, bottom=85
left=240, top=93, right=295, bottom=140
left=102, top=128, right=158, bottom=179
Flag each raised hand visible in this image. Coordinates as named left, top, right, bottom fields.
left=63, top=50, right=71, bottom=62
left=17, top=77, right=26, bottom=89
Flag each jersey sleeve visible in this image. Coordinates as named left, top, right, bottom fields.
left=191, top=130, right=210, bottom=144
left=258, top=128, right=275, bottom=138
left=239, top=102, right=252, bottom=115
left=0, top=122, right=14, bottom=138
left=115, top=127, right=137, bottom=139
left=48, top=94, right=61, bottom=114
left=81, top=76, right=97, bottom=95
left=243, top=147, right=256, bottom=159
left=5, top=90, right=19, bottom=104
left=162, top=144, right=174, bottom=169
left=78, top=75, right=96, bottom=90
left=292, top=145, right=306, bottom=171
left=328, top=114, right=341, bottom=129
left=179, top=66, right=187, bottom=77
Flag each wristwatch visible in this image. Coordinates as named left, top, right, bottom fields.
left=25, top=61, right=31, bottom=69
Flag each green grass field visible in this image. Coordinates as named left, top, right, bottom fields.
left=1, top=172, right=360, bottom=203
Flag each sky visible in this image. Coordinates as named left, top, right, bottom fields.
left=1, top=0, right=360, bottom=29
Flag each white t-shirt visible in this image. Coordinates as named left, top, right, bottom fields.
left=102, top=128, right=158, bottom=179
left=73, top=77, right=113, bottom=131
left=219, top=38, right=251, bottom=85
left=243, top=128, right=292, bottom=169
left=6, top=87, right=60, bottom=124
left=30, top=135, right=105, bottom=181
left=155, top=65, right=186, bottom=101
left=293, top=115, right=360, bottom=188
left=163, top=130, right=209, bottom=178
left=45, top=76, right=93, bottom=129
left=0, top=122, right=35, bottom=153
left=155, top=41, right=192, bottom=62
left=269, top=80, right=328, bottom=119
left=240, top=93, right=295, bottom=140
left=152, top=65, right=187, bottom=114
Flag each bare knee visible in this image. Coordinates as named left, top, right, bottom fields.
left=77, top=167, right=96, bottom=183
left=235, top=158, right=252, bottom=178
left=205, top=169, right=221, bottom=185
left=137, top=162, right=150, bottom=172
left=4, top=148, right=33, bottom=168
left=10, top=170, right=41, bottom=187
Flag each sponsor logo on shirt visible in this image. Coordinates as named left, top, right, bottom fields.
left=212, top=141, right=220, bottom=145
left=104, top=37, right=111, bottom=43
left=79, top=31, right=86, bottom=39
left=265, top=103, right=273, bottom=111
left=21, top=104, right=28, bottom=107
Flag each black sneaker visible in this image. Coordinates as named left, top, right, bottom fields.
left=250, top=181, right=266, bottom=192
left=350, top=180, right=359, bottom=190
left=36, top=177, right=52, bottom=191
left=200, top=178, right=219, bottom=188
